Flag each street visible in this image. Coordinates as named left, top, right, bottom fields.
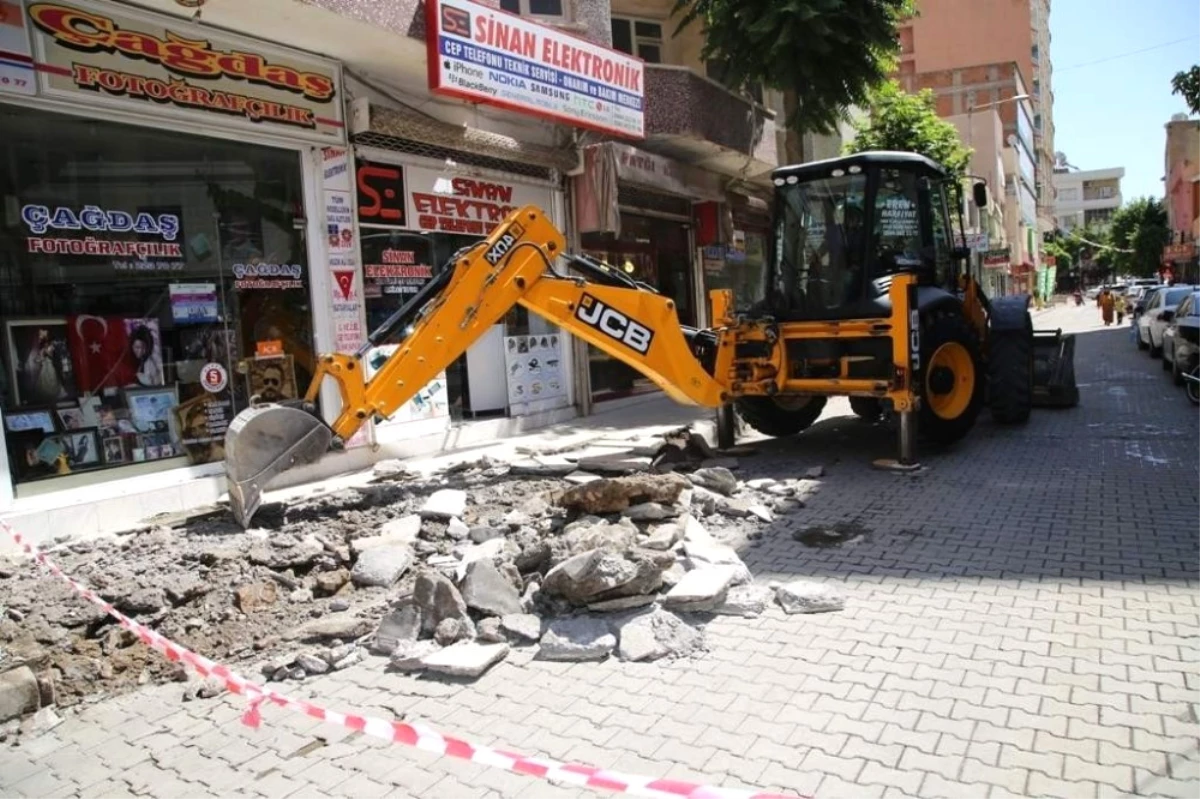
left=1, top=301, right=1197, bottom=799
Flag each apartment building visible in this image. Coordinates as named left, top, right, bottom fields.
left=1163, top=114, right=1200, bottom=282
left=902, top=60, right=1039, bottom=292
left=896, top=0, right=1056, bottom=234
left=1052, top=166, right=1125, bottom=231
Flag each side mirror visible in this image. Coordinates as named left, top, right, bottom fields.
left=972, top=182, right=988, bottom=208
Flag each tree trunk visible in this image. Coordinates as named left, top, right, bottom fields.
left=783, top=89, right=806, bottom=165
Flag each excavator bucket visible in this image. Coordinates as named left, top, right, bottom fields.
left=224, top=404, right=334, bottom=528
left=1031, top=328, right=1080, bottom=408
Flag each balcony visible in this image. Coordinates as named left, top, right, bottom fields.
left=639, top=64, right=778, bottom=182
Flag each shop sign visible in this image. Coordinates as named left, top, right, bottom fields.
left=0, top=0, right=36, bottom=96
left=407, top=163, right=551, bottom=235
left=168, top=283, right=218, bottom=324
left=256, top=339, right=284, bottom=358
left=982, top=248, right=1010, bottom=268
left=23, top=0, right=344, bottom=141
left=425, top=0, right=643, bottom=139
left=610, top=144, right=694, bottom=197
left=20, top=202, right=186, bottom=267
left=1163, top=242, right=1196, bottom=262
left=963, top=232, right=989, bottom=253
left=321, top=144, right=368, bottom=449
left=365, top=249, right=434, bottom=297
left=231, top=262, right=303, bottom=291
left=356, top=159, right=406, bottom=225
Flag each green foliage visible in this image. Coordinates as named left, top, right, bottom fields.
left=670, top=0, right=915, bottom=134
left=1105, top=197, right=1172, bottom=278
left=841, top=80, right=972, bottom=178
left=1171, top=66, right=1200, bottom=116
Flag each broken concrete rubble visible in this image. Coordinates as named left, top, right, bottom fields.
left=775, top=580, right=847, bottom=614
left=0, top=421, right=852, bottom=710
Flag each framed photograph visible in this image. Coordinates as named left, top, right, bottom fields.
left=244, top=354, right=297, bottom=404
left=48, top=428, right=100, bottom=468
left=3, top=408, right=56, bottom=434
left=56, top=406, right=87, bottom=431
left=123, top=385, right=178, bottom=434
left=101, top=435, right=127, bottom=465
left=5, top=429, right=57, bottom=481
left=5, top=318, right=79, bottom=406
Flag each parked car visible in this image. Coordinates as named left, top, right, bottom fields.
left=1162, top=290, right=1200, bottom=384
left=1131, top=285, right=1161, bottom=321
left=1138, top=285, right=1200, bottom=356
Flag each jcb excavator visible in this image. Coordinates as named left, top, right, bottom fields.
left=224, top=151, right=1078, bottom=527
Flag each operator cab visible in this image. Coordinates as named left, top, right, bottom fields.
left=763, top=151, right=975, bottom=322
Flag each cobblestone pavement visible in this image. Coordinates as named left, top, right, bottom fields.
left=3, top=303, right=1198, bottom=799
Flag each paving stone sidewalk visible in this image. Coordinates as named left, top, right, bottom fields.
left=2, top=303, right=1197, bottom=799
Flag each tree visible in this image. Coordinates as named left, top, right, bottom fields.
left=1106, top=197, right=1171, bottom=278
left=1171, top=66, right=1200, bottom=116
left=841, top=80, right=972, bottom=178
left=670, top=0, right=915, bottom=136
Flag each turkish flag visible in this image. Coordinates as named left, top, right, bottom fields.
left=68, top=315, right=134, bottom=392
left=333, top=270, right=355, bottom=300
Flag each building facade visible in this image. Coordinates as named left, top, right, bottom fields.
left=1163, top=114, right=1200, bottom=283
left=903, top=61, right=1037, bottom=293
left=1052, top=166, right=1124, bottom=232
left=0, top=0, right=782, bottom=547
left=896, top=0, right=1056, bottom=235
left=946, top=108, right=1012, bottom=297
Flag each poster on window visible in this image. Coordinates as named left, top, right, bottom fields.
left=169, top=283, right=219, bottom=324
left=361, top=231, right=436, bottom=299
left=504, top=334, right=567, bottom=415
left=363, top=345, right=450, bottom=425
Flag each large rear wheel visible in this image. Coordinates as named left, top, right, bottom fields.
left=849, top=397, right=883, bottom=421
left=734, top=395, right=828, bottom=438
left=987, top=313, right=1034, bottom=424
left=919, top=310, right=984, bottom=446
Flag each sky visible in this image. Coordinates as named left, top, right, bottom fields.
left=1049, top=0, right=1200, bottom=202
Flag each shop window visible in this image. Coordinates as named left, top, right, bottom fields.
left=0, top=105, right=315, bottom=489
left=611, top=17, right=663, bottom=64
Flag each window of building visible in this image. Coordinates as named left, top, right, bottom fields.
left=611, top=16, right=663, bottom=63
left=500, top=0, right=566, bottom=17
left=0, top=104, right=315, bottom=488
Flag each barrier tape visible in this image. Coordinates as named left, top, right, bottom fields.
left=2, top=520, right=801, bottom=799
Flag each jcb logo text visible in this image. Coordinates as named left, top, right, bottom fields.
left=576, top=294, right=654, bottom=355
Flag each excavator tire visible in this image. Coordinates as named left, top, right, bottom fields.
left=734, top=395, right=828, bottom=438
left=849, top=397, right=883, bottom=420
left=918, top=309, right=984, bottom=446
left=987, top=317, right=1034, bottom=424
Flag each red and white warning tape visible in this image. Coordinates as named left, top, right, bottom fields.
left=1, top=520, right=802, bottom=799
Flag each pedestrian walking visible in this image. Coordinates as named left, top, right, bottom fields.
left=1115, top=292, right=1126, bottom=325
left=1100, top=289, right=1115, bottom=326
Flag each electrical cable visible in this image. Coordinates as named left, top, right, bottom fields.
left=1055, top=35, right=1200, bottom=73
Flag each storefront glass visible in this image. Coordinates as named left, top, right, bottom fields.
left=0, top=104, right=315, bottom=488
left=356, top=156, right=563, bottom=420
left=580, top=212, right=693, bottom=401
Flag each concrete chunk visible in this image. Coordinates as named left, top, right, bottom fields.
left=663, top=566, right=737, bottom=612
left=420, top=642, right=509, bottom=678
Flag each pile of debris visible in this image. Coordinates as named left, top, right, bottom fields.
left=0, top=427, right=847, bottom=721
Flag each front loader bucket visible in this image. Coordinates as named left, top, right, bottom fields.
left=1031, top=328, right=1080, bottom=408
left=224, top=404, right=334, bottom=528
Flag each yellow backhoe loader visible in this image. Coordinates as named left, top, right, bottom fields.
left=224, top=151, right=1078, bottom=527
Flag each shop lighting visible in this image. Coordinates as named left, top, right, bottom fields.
left=432, top=158, right=458, bottom=195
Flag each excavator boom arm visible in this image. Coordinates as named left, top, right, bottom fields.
left=223, top=205, right=731, bottom=526
left=322, top=205, right=728, bottom=440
